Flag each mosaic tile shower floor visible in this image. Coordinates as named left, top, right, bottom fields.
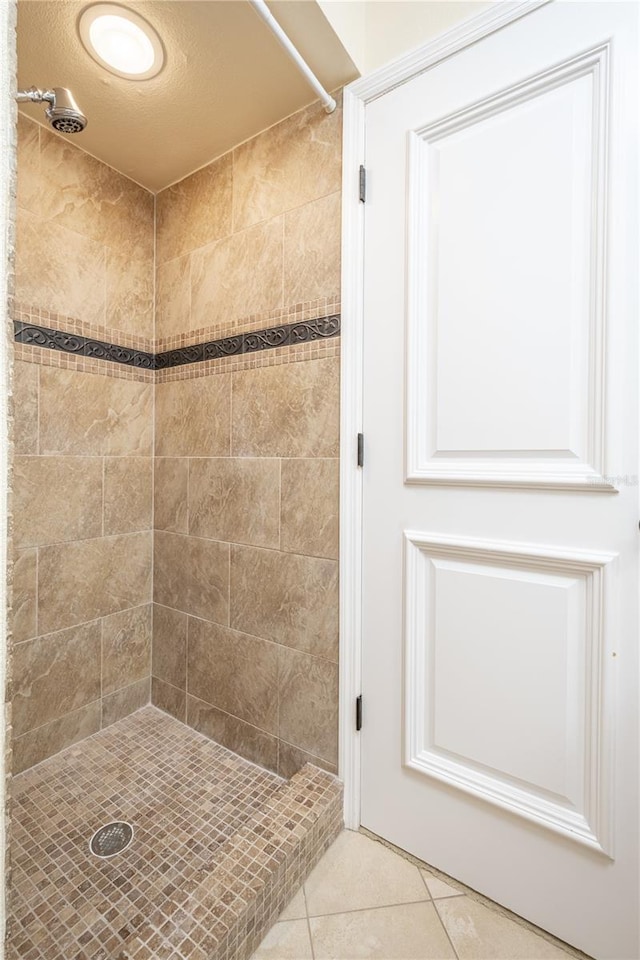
left=7, top=706, right=314, bottom=960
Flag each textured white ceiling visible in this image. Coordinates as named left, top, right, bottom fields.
left=17, top=0, right=358, bottom=192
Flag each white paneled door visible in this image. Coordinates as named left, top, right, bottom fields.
left=360, top=4, right=638, bottom=958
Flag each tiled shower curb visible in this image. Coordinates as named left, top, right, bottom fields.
left=119, top=764, right=343, bottom=960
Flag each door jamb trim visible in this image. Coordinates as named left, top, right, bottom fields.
left=338, top=0, right=550, bottom=830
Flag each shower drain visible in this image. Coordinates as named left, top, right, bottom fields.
left=89, top=821, right=134, bottom=858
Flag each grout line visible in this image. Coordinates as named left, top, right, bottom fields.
left=431, top=893, right=462, bottom=960
left=185, top=613, right=190, bottom=699
left=13, top=601, right=151, bottom=646
left=101, top=457, right=105, bottom=537
left=418, top=866, right=434, bottom=902
left=34, top=545, right=39, bottom=638
left=186, top=456, right=191, bottom=535
left=99, top=616, right=104, bottom=729
left=306, top=898, right=439, bottom=922
left=148, top=599, right=338, bottom=665
left=302, top=883, right=316, bottom=960
left=277, top=458, right=282, bottom=552
left=35, top=363, right=40, bottom=456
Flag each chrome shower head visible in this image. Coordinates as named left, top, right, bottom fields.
left=15, top=86, right=88, bottom=134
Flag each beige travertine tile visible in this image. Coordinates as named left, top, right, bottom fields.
left=278, top=740, right=337, bottom=780
left=154, top=457, right=189, bottom=533
left=154, top=531, right=229, bottom=623
left=280, top=459, right=339, bottom=560
left=104, top=457, right=153, bottom=535
left=12, top=361, right=38, bottom=455
left=102, top=677, right=150, bottom=727
left=152, top=676, right=186, bottom=722
left=12, top=548, right=37, bottom=644
left=309, top=902, right=455, bottom=959
left=16, top=209, right=106, bottom=324
left=16, top=114, right=40, bottom=214
left=284, top=192, right=341, bottom=305
left=12, top=701, right=101, bottom=774
left=155, top=255, right=191, bottom=339
left=187, top=618, right=279, bottom=734
left=186, top=694, right=278, bottom=772
left=279, top=888, right=307, bottom=922
left=13, top=456, right=103, bottom=548
left=101, top=603, right=152, bottom=695
left=190, top=217, right=284, bottom=330
left=105, top=249, right=154, bottom=339
left=155, top=375, right=231, bottom=457
left=253, top=919, right=313, bottom=960
left=156, top=152, right=233, bottom=264
left=189, top=457, right=280, bottom=549
left=38, top=532, right=152, bottom=635
left=37, top=125, right=154, bottom=258
left=231, top=544, right=338, bottom=660
left=233, top=100, right=342, bottom=231
left=232, top=358, right=339, bottom=458
left=39, top=367, right=153, bottom=456
left=278, top=647, right=338, bottom=764
left=152, top=603, right=187, bottom=689
left=304, top=832, right=428, bottom=917
left=12, top=622, right=101, bottom=736
left=421, top=872, right=464, bottom=899
left=435, top=896, right=573, bottom=959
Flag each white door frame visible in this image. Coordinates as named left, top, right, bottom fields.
left=338, top=0, right=554, bottom=831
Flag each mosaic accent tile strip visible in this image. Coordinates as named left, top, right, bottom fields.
left=13, top=341, right=156, bottom=382
left=7, top=705, right=343, bottom=960
left=155, top=337, right=340, bottom=384
left=14, top=320, right=156, bottom=370
left=13, top=313, right=340, bottom=372
left=14, top=304, right=154, bottom=354
left=154, top=314, right=340, bottom=370
left=156, top=296, right=341, bottom=352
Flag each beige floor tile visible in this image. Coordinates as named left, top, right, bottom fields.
left=252, top=919, right=313, bottom=959
left=279, top=888, right=307, bottom=921
left=422, top=871, right=465, bottom=900
left=436, top=896, right=574, bottom=959
left=310, top=902, right=456, bottom=959
left=304, top=831, right=428, bottom=917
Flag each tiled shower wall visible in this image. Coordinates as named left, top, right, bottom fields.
left=11, top=116, right=155, bottom=773
left=10, top=97, right=342, bottom=779
left=152, top=99, right=342, bottom=778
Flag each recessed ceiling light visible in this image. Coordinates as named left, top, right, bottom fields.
left=79, top=3, right=164, bottom=80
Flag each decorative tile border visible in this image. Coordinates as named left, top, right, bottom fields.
left=14, top=320, right=156, bottom=369
left=155, top=336, right=341, bottom=383
left=155, top=314, right=340, bottom=369
left=13, top=313, right=341, bottom=378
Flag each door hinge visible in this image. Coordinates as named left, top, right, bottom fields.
left=359, top=165, right=366, bottom=203
left=357, top=432, right=364, bottom=467
left=356, top=695, right=363, bottom=731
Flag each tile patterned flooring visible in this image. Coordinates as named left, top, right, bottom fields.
left=252, top=831, right=580, bottom=960
left=8, top=707, right=284, bottom=959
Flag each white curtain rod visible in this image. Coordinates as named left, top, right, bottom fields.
left=248, top=0, right=337, bottom=114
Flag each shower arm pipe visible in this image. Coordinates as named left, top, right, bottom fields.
left=15, top=86, right=55, bottom=105
left=248, top=0, right=336, bottom=113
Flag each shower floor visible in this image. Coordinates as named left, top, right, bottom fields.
left=7, top=706, right=286, bottom=959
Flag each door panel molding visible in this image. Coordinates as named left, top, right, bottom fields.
left=405, top=43, right=612, bottom=490
left=404, top=531, right=616, bottom=855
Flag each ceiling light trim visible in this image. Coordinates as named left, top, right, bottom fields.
left=78, top=3, right=165, bottom=81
